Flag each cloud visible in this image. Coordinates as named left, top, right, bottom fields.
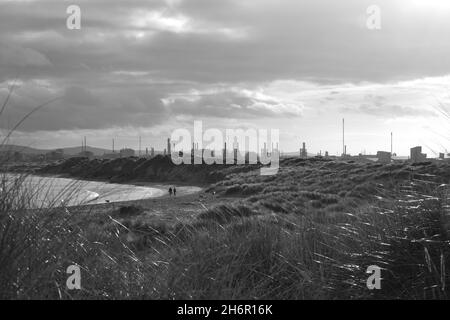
left=162, top=87, right=303, bottom=119
left=1, top=0, right=450, bottom=84
left=354, top=103, right=435, bottom=118
left=129, top=9, right=190, bottom=33
left=0, top=81, right=169, bottom=131
left=0, top=0, right=449, bottom=154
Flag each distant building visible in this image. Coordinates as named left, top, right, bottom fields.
left=438, top=153, right=450, bottom=162
left=410, top=146, right=427, bottom=163
left=300, top=142, right=307, bottom=158
left=223, top=142, right=227, bottom=163
left=120, top=148, right=135, bottom=158
left=376, top=151, right=391, bottom=164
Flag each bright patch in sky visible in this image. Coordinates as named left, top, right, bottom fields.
left=131, top=10, right=189, bottom=33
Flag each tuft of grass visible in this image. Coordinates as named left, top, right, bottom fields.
left=156, top=180, right=449, bottom=299
left=197, top=204, right=259, bottom=224
left=1, top=169, right=449, bottom=299
left=118, top=205, right=144, bottom=217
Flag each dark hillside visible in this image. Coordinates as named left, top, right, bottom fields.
left=38, top=155, right=260, bottom=184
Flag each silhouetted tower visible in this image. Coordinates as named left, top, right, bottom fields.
left=223, top=142, right=227, bottom=162
left=300, top=142, right=307, bottom=158
left=233, top=137, right=239, bottom=162
left=167, top=138, right=171, bottom=155
left=139, top=136, right=142, bottom=157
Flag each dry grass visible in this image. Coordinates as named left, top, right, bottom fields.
left=1, top=159, right=449, bottom=299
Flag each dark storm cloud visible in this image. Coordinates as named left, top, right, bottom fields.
left=1, top=0, right=450, bottom=132
left=1, top=81, right=168, bottom=131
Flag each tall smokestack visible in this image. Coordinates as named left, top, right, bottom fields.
left=112, top=139, right=115, bottom=153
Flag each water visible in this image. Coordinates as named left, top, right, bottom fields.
left=4, top=174, right=201, bottom=208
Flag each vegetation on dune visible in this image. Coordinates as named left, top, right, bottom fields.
left=142, top=161, right=450, bottom=299
left=36, top=155, right=258, bottom=185
left=1, top=157, right=449, bottom=299
left=210, top=158, right=450, bottom=217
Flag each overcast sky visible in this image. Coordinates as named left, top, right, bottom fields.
left=0, top=0, right=449, bottom=155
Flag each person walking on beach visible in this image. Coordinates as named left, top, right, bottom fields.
left=169, top=187, right=173, bottom=197
left=173, top=187, right=177, bottom=197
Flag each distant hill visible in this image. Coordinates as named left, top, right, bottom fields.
left=0, top=144, right=110, bottom=156
left=0, top=145, right=47, bottom=154
left=59, top=146, right=111, bottom=156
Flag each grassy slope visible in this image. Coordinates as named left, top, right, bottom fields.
left=1, top=158, right=450, bottom=299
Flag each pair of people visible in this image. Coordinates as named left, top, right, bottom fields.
left=168, top=187, right=177, bottom=197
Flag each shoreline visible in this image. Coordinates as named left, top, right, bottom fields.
left=5, top=171, right=206, bottom=207
left=10, top=170, right=207, bottom=191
